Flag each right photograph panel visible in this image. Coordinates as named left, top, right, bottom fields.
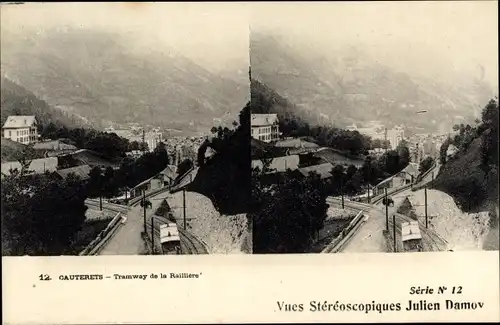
left=250, top=2, right=499, bottom=254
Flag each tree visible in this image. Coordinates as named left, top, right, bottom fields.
left=1, top=172, right=88, bottom=255
left=396, top=141, right=410, bottom=169
left=197, top=140, right=209, bottom=167
left=252, top=173, right=328, bottom=253
left=479, top=99, right=499, bottom=168
left=87, top=166, right=104, bottom=198
left=259, top=157, right=273, bottom=174
left=361, top=156, right=376, bottom=183
left=330, top=165, right=346, bottom=195
left=13, top=144, right=38, bottom=176
left=177, top=158, right=193, bottom=178
left=439, top=137, right=452, bottom=164
left=128, top=141, right=141, bottom=151
left=419, top=156, right=435, bottom=175
left=102, top=166, right=117, bottom=198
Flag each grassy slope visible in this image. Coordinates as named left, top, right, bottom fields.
left=1, top=77, right=82, bottom=129
left=430, top=138, right=498, bottom=214
left=1, top=138, right=45, bottom=163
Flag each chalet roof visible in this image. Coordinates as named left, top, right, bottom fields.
left=56, top=164, right=92, bottom=180
left=2, top=115, right=37, bottom=129
left=275, top=138, right=319, bottom=148
left=251, top=154, right=300, bottom=173
left=1, top=157, right=58, bottom=176
left=375, top=175, right=394, bottom=188
left=401, top=163, right=418, bottom=176
left=33, top=140, right=77, bottom=151
left=133, top=176, right=155, bottom=189
left=298, top=162, right=335, bottom=179
left=251, top=114, right=278, bottom=127
left=160, top=165, right=177, bottom=179
left=401, top=221, right=422, bottom=241
left=61, top=149, right=117, bottom=168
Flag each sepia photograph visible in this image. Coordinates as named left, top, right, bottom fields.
left=1, top=2, right=499, bottom=324
left=250, top=2, right=499, bottom=254
left=1, top=2, right=252, bottom=256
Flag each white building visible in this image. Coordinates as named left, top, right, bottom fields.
left=251, top=114, right=280, bottom=142
left=387, top=126, right=405, bottom=149
left=2, top=115, right=39, bottom=144
left=104, top=127, right=163, bottom=152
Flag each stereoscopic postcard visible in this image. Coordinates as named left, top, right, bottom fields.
left=1, top=1, right=498, bottom=324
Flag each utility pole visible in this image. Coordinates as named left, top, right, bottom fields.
left=367, top=155, right=372, bottom=203
left=143, top=190, right=147, bottom=234
left=385, top=187, right=389, bottom=231
left=415, top=143, right=419, bottom=164
left=384, top=127, right=388, bottom=155
left=151, top=216, right=155, bottom=254
left=341, top=177, right=345, bottom=209
left=183, top=188, right=187, bottom=230
left=142, top=129, right=146, bottom=155
left=99, top=195, right=103, bottom=211
left=424, top=186, right=428, bottom=228
left=393, top=214, right=397, bottom=252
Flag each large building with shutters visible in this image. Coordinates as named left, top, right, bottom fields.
left=2, top=115, right=39, bottom=144
left=251, top=114, right=280, bottom=143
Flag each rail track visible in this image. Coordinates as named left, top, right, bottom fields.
left=85, top=200, right=132, bottom=213
left=145, top=219, right=208, bottom=254
left=327, top=198, right=448, bottom=252
left=86, top=186, right=209, bottom=255
left=178, top=228, right=208, bottom=254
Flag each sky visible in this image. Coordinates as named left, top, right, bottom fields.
left=1, top=2, right=250, bottom=74
left=250, top=1, right=498, bottom=89
left=1, top=2, right=497, bottom=88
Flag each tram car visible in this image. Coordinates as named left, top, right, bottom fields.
left=160, top=222, right=181, bottom=255
left=401, top=221, right=423, bottom=252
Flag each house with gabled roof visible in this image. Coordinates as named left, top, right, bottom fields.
left=251, top=114, right=280, bottom=142
left=2, top=115, right=39, bottom=144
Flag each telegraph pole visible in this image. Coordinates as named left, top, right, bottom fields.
left=384, top=127, right=388, bottom=155
left=424, top=186, right=428, bottom=228
left=183, top=188, right=187, bottom=230
left=393, top=214, right=397, bottom=252
left=99, top=195, right=103, bottom=211
left=367, top=157, right=371, bottom=203
left=341, top=177, right=345, bottom=209
left=385, top=187, right=389, bottom=231
left=142, top=129, right=146, bottom=154
left=151, top=216, right=155, bottom=254
left=143, top=190, right=147, bottom=234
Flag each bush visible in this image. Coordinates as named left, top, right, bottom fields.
left=252, top=171, right=329, bottom=253
left=419, top=156, right=435, bottom=174
left=2, top=171, right=88, bottom=256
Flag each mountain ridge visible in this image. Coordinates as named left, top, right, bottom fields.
left=1, top=27, right=249, bottom=132
left=250, top=31, right=495, bottom=134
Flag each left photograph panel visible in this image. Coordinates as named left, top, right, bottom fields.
left=1, top=2, right=252, bottom=256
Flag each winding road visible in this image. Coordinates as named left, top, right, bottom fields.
left=326, top=162, right=448, bottom=253
left=98, top=190, right=172, bottom=255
